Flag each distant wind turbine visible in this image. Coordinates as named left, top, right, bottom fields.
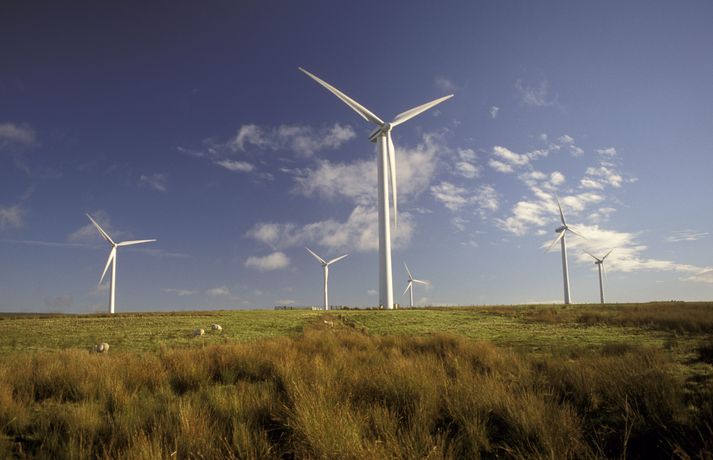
left=545, top=197, right=586, bottom=305
left=305, top=247, right=348, bottom=311
left=299, top=67, right=452, bottom=309
left=402, top=263, right=429, bottom=307
left=87, top=214, right=156, bottom=314
left=585, top=249, right=614, bottom=304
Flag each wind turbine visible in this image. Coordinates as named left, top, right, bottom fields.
left=545, top=197, right=586, bottom=305
left=402, top=263, right=429, bottom=308
left=87, top=214, right=156, bottom=314
left=585, top=249, right=614, bottom=304
left=299, top=67, right=452, bottom=309
left=305, top=247, right=349, bottom=311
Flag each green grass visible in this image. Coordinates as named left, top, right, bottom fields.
left=0, top=310, right=321, bottom=354
left=0, top=303, right=712, bottom=458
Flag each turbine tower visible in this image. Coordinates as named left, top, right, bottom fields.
left=87, top=214, right=156, bottom=314
left=545, top=197, right=586, bottom=305
left=402, top=263, right=429, bottom=308
left=306, top=247, right=348, bottom=311
left=585, top=249, right=613, bottom=304
left=299, top=67, right=452, bottom=309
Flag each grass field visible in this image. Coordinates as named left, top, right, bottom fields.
left=1, top=302, right=712, bottom=458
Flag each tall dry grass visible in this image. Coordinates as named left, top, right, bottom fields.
left=0, top=319, right=711, bottom=459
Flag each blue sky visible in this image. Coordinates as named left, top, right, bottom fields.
left=1, top=1, right=712, bottom=312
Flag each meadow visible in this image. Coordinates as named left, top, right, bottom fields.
left=0, top=302, right=712, bottom=458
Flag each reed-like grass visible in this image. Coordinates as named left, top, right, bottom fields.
left=1, top=316, right=711, bottom=459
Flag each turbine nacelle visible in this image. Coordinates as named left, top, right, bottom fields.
left=555, top=226, right=567, bottom=233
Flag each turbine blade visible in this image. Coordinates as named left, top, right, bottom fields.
left=404, top=262, right=413, bottom=280
left=602, top=248, right=614, bottom=260
left=555, top=196, right=567, bottom=226
left=117, top=239, right=156, bottom=247
left=86, top=214, right=115, bottom=245
left=391, top=94, right=454, bottom=127
left=298, top=68, right=384, bottom=126
left=545, top=232, right=565, bottom=253
left=305, top=246, right=326, bottom=265
left=413, top=279, right=429, bottom=286
left=387, top=132, right=398, bottom=227
left=567, top=227, right=588, bottom=240
left=100, top=247, right=116, bottom=284
left=327, top=254, right=349, bottom=265
left=403, top=282, right=412, bottom=297
left=584, top=251, right=600, bottom=262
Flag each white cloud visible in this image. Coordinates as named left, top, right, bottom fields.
left=230, top=123, right=356, bottom=157
left=162, top=288, right=198, bottom=296
left=549, top=171, right=565, bottom=186
left=435, top=76, right=457, bottom=92
left=0, top=123, right=36, bottom=150
left=541, top=224, right=713, bottom=281
left=489, top=106, right=500, bottom=119
left=294, top=132, right=443, bottom=206
left=666, top=230, right=710, bottom=243
left=431, top=182, right=498, bottom=215
left=585, top=165, right=623, bottom=187
left=686, top=269, right=713, bottom=284
left=276, top=299, right=296, bottom=305
left=247, top=205, right=414, bottom=253
left=451, top=217, right=468, bottom=231
left=244, top=252, right=290, bottom=271
left=0, top=204, right=25, bottom=231
left=493, top=145, right=530, bottom=167
left=139, top=173, right=168, bottom=192
left=558, top=134, right=584, bottom=157
left=515, top=79, right=555, bottom=107
left=215, top=159, right=254, bottom=172
left=596, top=147, right=617, bottom=157
left=488, top=159, right=514, bottom=174
left=367, top=289, right=377, bottom=296
left=580, top=178, right=604, bottom=190
left=454, top=148, right=481, bottom=179
left=206, top=286, right=231, bottom=296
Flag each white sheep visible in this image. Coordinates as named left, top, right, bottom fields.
left=193, top=328, right=205, bottom=337
left=211, top=324, right=223, bottom=332
left=93, top=342, right=110, bottom=353
left=323, top=320, right=334, bottom=327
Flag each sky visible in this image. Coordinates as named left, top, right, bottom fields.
left=1, top=1, right=712, bottom=312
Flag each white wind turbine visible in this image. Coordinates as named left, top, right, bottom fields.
left=585, top=249, right=614, bottom=304
left=402, top=263, right=429, bottom=308
left=545, top=197, right=586, bottom=305
left=87, top=214, right=156, bottom=314
left=306, top=247, right=349, bottom=311
left=299, top=67, right=452, bottom=309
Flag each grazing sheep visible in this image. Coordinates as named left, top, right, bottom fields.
left=211, top=324, right=222, bottom=332
left=93, top=342, right=110, bottom=353
left=193, top=328, right=205, bottom=337
left=323, top=320, right=334, bottom=327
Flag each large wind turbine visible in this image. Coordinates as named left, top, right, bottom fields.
left=306, top=247, right=348, bottom=311
left=545, top=197, right=586, bottom=305
left=299, top=67, right=452, bottom=309
left=87, top=214, right=156, bottom=314
left=585, top=249, right=614, bottom=304
left=402, top=263, right=429, bottom=308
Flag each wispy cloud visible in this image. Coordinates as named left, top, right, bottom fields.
left=214, top=159, right=254, bottom=172
left=666, top=230, right=710, bottom=243
left=0, top=203, right=25, bottom=231
left=0, top=123, right=36, bottom=150
left=247, top=205, right=415, bottom=253
left=434, top=76, right=457, bottom=92
left=244, top=252, right=290, bottom=271
left=139, top=173, right=168, bottom=192
left=68, top=211, right=126, bottom=244
left=162, top=288, right=198, bottom=296
left=515, top=79, right=556, bottom=107
left=489, top=106, right=500, bottom=119
left=230, top=123, right=356, bottom=157
left=430, top=182, right=499, bottom=215
left=206, top=286, right=232, bottom=297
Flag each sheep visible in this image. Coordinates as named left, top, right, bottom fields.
left=93, top=342, right=110, bottom=353
left=211, top=324, right=223, bottom=332
left=323, top=320, right=334, bottom=327
left=193, top=328, right=205, bottom=337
